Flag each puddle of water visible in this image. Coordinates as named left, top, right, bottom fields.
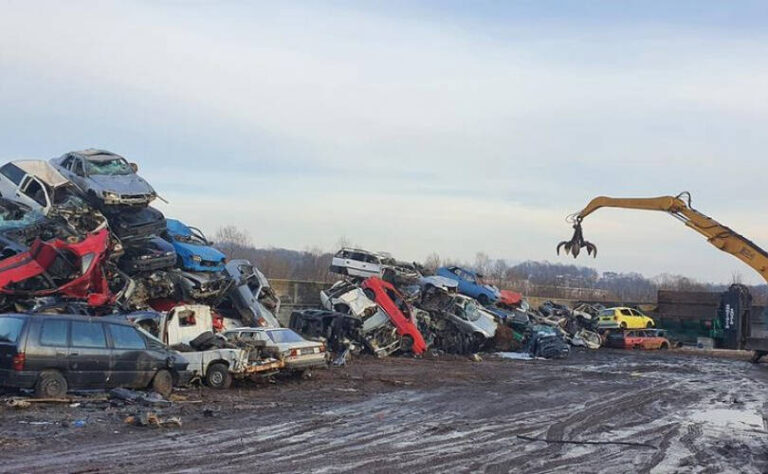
left=689, top=408, right=765, bottom=430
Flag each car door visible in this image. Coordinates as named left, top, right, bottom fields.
left=68, top=320, right=110, bottom=389
left=32, top=318, right=71, bottom=377
left=17, top=175, right=50, bottom=212
left=106, top=323, right=155, bottom=389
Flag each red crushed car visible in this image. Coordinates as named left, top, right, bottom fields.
left=498, top=290, right=523, bottom=308
left=361, top=277, right=427, bottom=355
left=0, top=228, right=112, bottom=306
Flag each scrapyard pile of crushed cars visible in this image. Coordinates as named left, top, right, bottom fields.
left=0, top=149, right=656, bottom=400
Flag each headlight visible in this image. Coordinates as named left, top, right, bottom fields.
left=139, top=255, right=151, bottom=260
left=102, top=191, right=119, bottom=200
left=192, top=255, right=202, bottom=263
left=80, top=253, right=96, bottom=274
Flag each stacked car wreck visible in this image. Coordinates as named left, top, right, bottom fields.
left=0, top=150, right=657, bottom=401
left=0, top=149, right=328, bottom=398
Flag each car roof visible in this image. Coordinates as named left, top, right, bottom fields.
left=0, top=313, right=134, bottom=326
left=10, top=160, right=69, bottom=188
left=69, top=149, right=123, bottom=161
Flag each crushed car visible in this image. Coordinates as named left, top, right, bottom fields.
left=319, top=281, right=401, bottom=357
left=222, top=327, right=327, bottom=374
left=361, top=277, right=428, bottom=355
left=215, top=259, right=280, bottom=327
left=128, top=304, right=283, bottom=389
left=163, top=218, right=226, bottom=272
left=0, top=228, right=114, bottom=307
left=51, top=149, right=158, bottom=207
left=329, top=247, right=421, bottom=283
left=436, top=266, right=501, bottom=305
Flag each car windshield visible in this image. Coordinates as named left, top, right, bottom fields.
left=462, top=301, right=483, bottom=321
left=266, top=329, right=305, bottom=344
left=0, top=204, right=44, bottom=230
left=85, top=158, right=133, bottom=176
left=599, top=309, right=614, bottom=317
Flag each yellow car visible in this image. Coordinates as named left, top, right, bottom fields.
left=597, top=307, right=655, bottom=330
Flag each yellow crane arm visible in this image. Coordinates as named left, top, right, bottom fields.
left=559, top=192, right=768, bottom=285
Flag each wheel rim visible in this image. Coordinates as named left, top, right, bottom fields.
left=45, top=379, right=62, bottom=396
left=210, top=371, right=223, bottom=385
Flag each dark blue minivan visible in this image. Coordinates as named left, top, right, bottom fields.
left=0, top=314, right=187, bottom=398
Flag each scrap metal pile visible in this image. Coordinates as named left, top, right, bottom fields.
left=290, top=248, right=606, bottom=362
left=0, top=150, right=326, bottom=398
left=0, top=150, right=624, bottom=400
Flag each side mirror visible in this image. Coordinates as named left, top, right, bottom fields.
left=129, top=162, right=138, bottom=173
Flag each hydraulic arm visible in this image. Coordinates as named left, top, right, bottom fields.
left=557, top=192, right=768, bottom=285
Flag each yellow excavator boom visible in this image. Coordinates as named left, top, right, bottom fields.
left=558, top=192, right=768, bottom=285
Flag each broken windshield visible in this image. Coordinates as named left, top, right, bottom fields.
left=0, top=204, right=44, bottom=230
left=85, top=158, right=133, bottom=176
left=461, top=301, right=482, bottom=321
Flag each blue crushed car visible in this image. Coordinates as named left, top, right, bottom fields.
left=435, top=266, right=501, bottom=305
left=163, top=218, right=226, bottom=272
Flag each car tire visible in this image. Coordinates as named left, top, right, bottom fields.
left=477, top=294, right=490, bottom=306
left=659, top=342, right=669, bottom=350
left=620, top=322, right=627, bottom=329
left=151, top=369, right=174, bottom=398
left=34, top=370, right=68, bottom=399
left=205, top=363, right=232, bottom=390
left=646, top=322, right=654, bottom=328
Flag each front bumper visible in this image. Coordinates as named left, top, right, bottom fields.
left=120, top=254, right=176, bottom=273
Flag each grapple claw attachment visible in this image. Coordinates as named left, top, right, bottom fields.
left=556, top=220, right=597, bottom=259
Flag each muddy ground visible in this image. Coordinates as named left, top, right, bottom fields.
left=1, top=349, right=768, bottom=473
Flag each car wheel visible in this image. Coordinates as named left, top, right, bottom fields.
left=646, top=322, right=654, bottom=328
left=34, top=370, right=68, bottom=399
left=659, top=342, right=669, bottom=350
left=151, top=369, right=173, bottom=398
left=620, top=322, right=627, bottom=329
left=477, top=294, right=490, bottom=306
left=751, top=351, right=766, bottom=364
left=205, top=363, right=232, bottom=389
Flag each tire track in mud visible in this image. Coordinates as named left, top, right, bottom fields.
left=3, top=351, right=768, bottom=473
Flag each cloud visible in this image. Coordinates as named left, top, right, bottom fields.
left=0, top=1, right=766, bottom=283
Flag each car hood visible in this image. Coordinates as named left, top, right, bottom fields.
left=173, top=241, right=226, bottom=262
left=420, top=275, right=459, bottom=291
left=87, top=174, right=155, bottom=195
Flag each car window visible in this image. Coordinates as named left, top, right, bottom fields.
left=21, top=178, right=47, bottom=207
left=0, top=163, right=25, bottom=185
left=40, top=319, right=68, bottom=347
left=84, top=157, right=133, bottom=176
left=72, top=158, right=85, bottom=176
left=620, top=309, right=632, bottom=316
left=628, top=309, right=639, bottom=316
left=0, top=317, right=25, bottom=344
left=599, top=309, right=614, bottom=317
left=108, top=324, right=146, bottom=350
left=266, top=330, right=305, bottom=344
left=71, top=321, right=107, bottom=348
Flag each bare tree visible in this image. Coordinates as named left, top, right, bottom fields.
left=423, top=252, right=441, bottom=272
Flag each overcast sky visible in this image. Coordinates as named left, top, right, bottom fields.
left=0, top=1, right=766, bottom=283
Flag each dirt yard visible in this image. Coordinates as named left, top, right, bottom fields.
left=1, top=349, right=767, bottom=473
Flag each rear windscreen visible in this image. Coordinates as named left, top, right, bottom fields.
left=0, top=317, right=25, bottom=344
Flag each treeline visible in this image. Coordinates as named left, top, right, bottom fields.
left=212, top=226, right=767, bottom=303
